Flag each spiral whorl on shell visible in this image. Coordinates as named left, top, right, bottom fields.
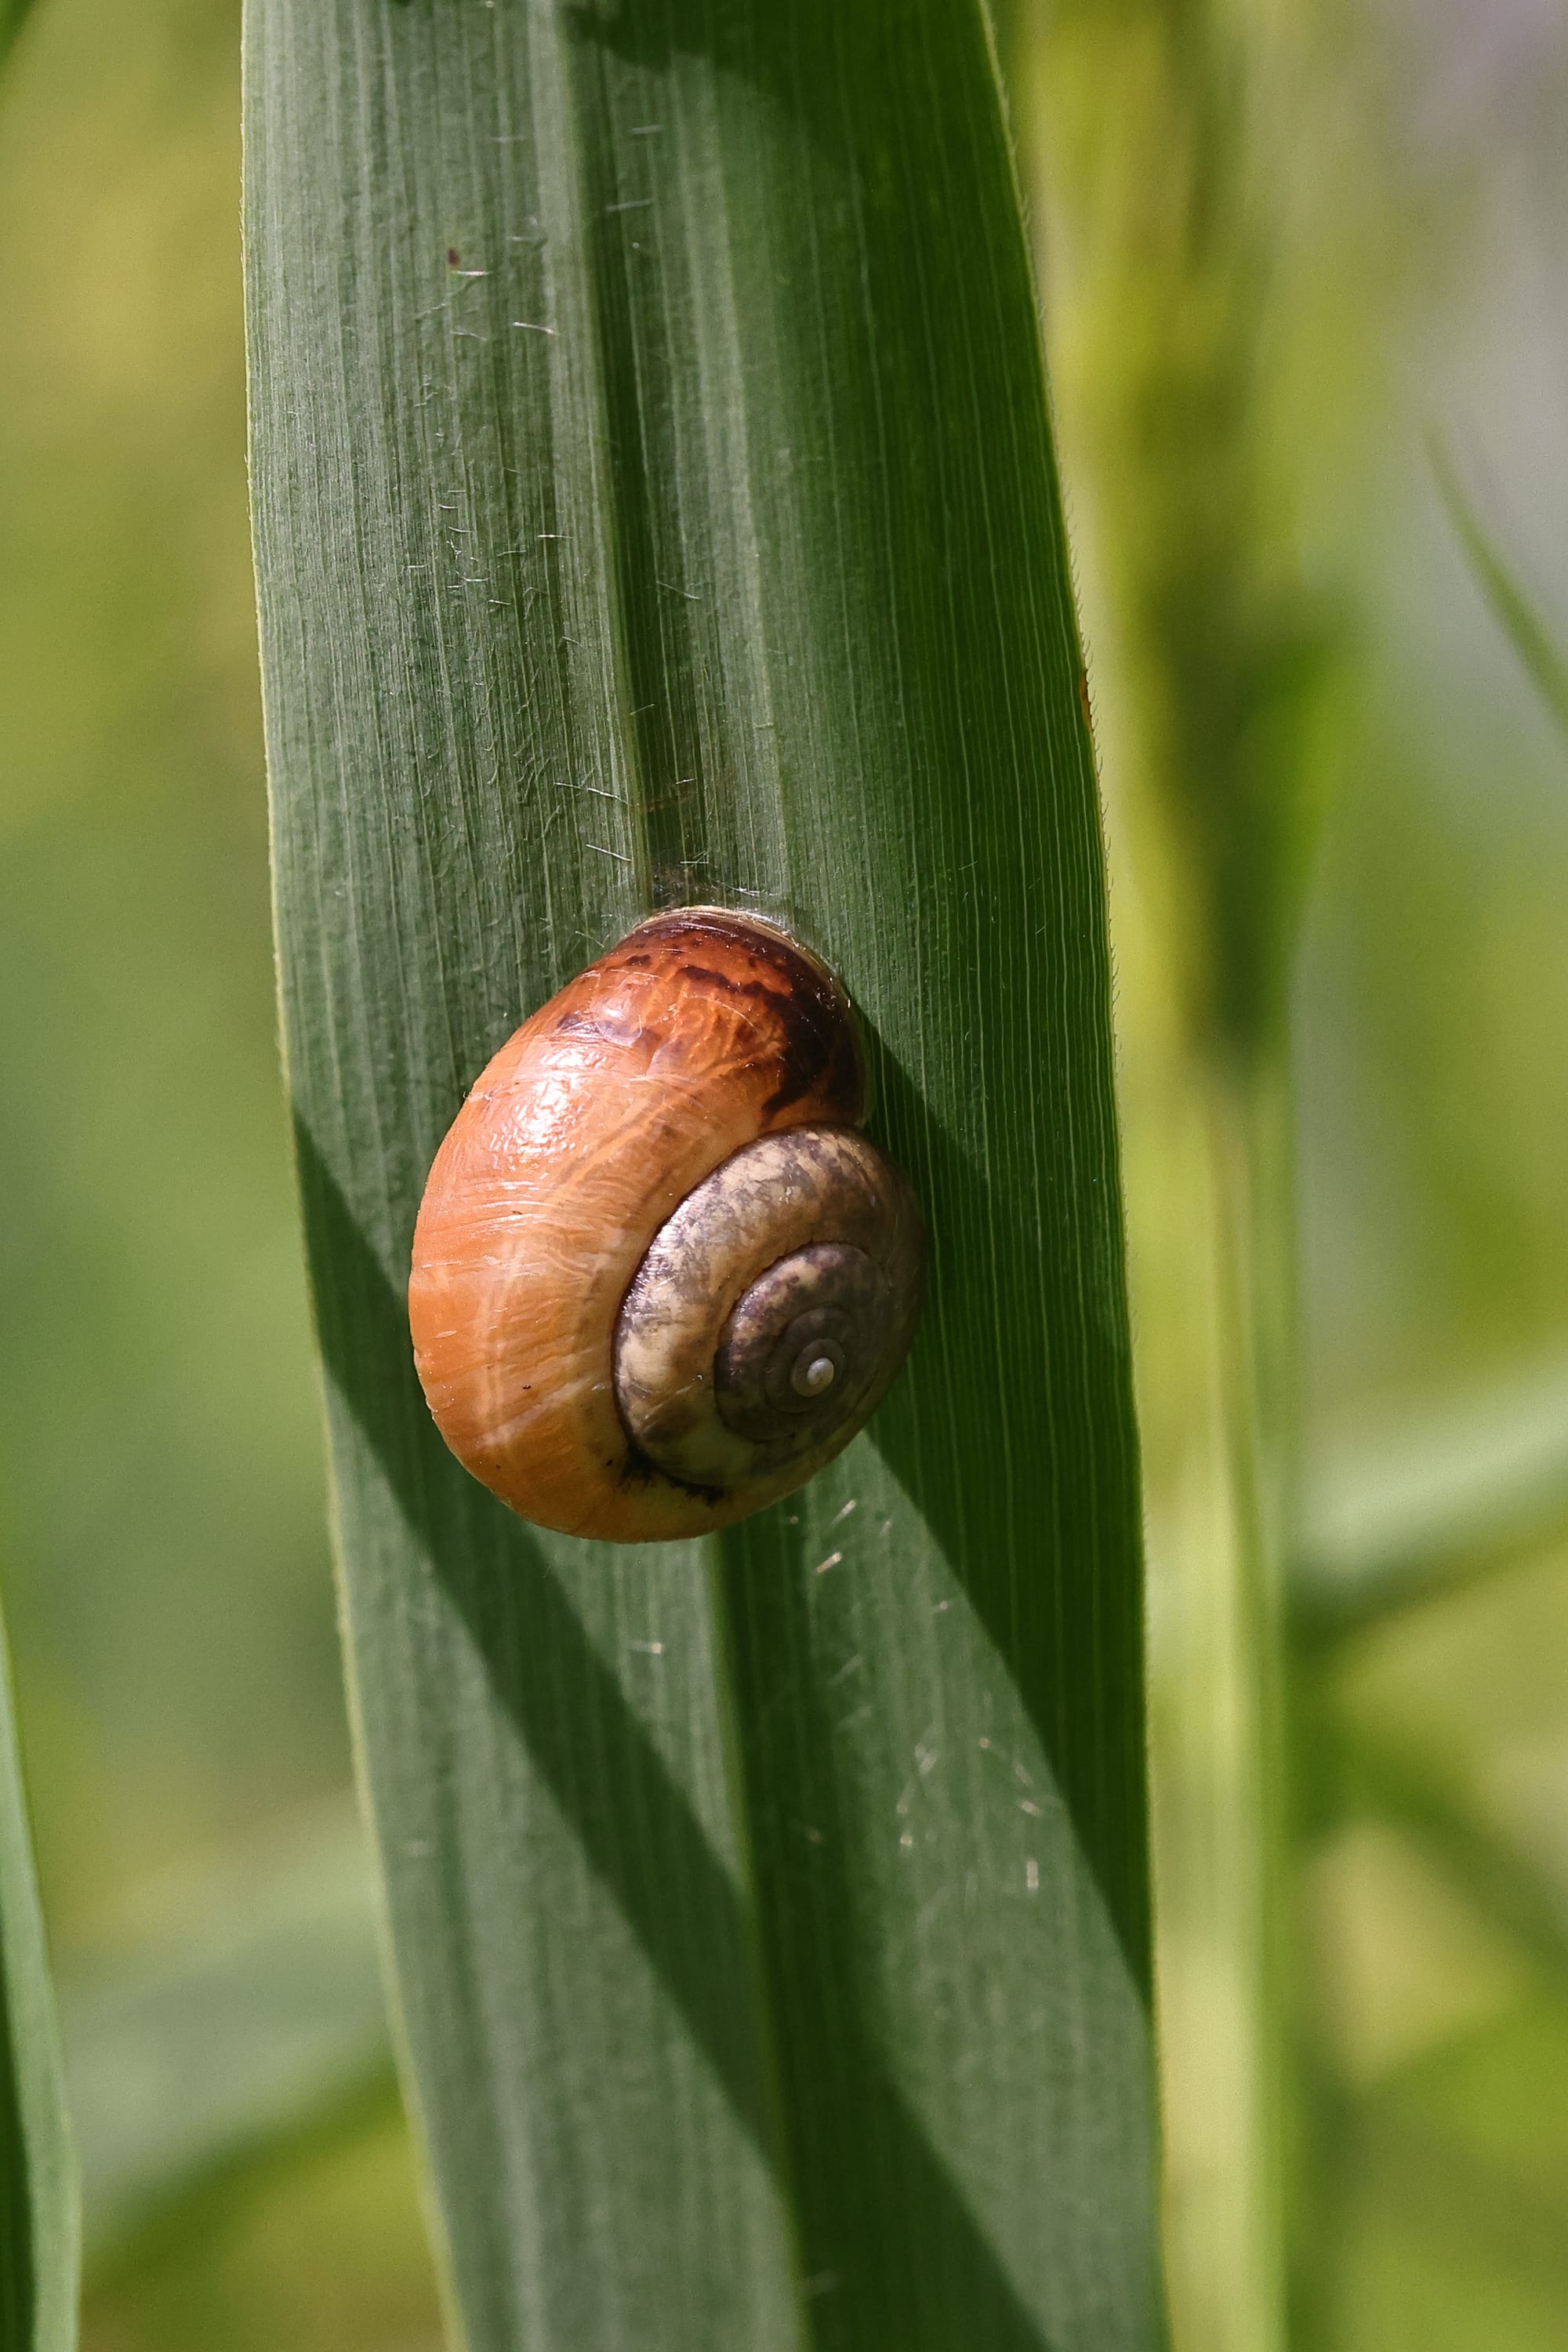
left=408, top=909, right=924, bottom=1544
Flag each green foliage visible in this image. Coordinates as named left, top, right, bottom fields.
left=1294, top=1356, right=1568, bottom=1648
left=1008, top=4, right=1339, bottom=2343
left=0, top=1613, right=78, bottom=2351
left=245, top=2, right=1163, bottom=2347
left=0, top=0, right=34, bottom=68
left=2, top=0, right=1563, bottom=2345
left=80, top=2096, right=438, bottom=2352
left=1432, top=445, right=1568, bottom=744
left=64, top=1803, right=387, bottom=2263
left=1011, top=0, right=1334, bottom=1057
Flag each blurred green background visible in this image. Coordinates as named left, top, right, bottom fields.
left=2, top=0, right=1567, bottom=2346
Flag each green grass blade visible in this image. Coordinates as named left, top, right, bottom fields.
left=1004, top=4, right=1326, bottom=2342
left=246, top=5, right=1163, bottom=2347
left=1335, top=1722, right=1568, bottom=1996
left=1293, top=1354, right=1568, bottom=1649
left=0, top=0, right=34, bottom=68
left=61, top=1802, right=388, bottom=2262
left=0, top=1610, right=79, bottom=2351
left=1431, top=439, right=1568, bottom=740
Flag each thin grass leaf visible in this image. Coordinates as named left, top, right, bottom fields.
left=82, top=2071, right=401, bottom=2296
left=1291, top=1354, right=1568, bottom=1650
left=1334, top=1722, right=1568, bottom=1997
left=1352, top=2092, right=1568, bottom=2314
left=0, top=0, right=34, bottom=68
left=246, top=5, right=1164, bottom=2348
left=1007, top=6, right=1334, bottom=2345
left=0, top=1608, right=79, bottom=2351
left=1431, top=437, right=1568, bottom=741
left=61, top=1801, right=387, bottom=2263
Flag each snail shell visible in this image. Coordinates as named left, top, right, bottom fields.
left=408, top=909, right=924, bottom=1543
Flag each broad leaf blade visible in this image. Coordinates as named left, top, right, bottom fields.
left=0, top=1610, right=78, bottom=2351
left=246, top=5, right=1163, bottom=2349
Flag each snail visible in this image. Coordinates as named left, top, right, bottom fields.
left=408, top=909, right=924, bottom=1543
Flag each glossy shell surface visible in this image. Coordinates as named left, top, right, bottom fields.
left=408, top=909, right=921, bottom=1543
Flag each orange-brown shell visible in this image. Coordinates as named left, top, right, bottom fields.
left=408, top=909, right=866, bottom=1542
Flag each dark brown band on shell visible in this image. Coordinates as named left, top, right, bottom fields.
left=594, top=907, right=865, bottom=1123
